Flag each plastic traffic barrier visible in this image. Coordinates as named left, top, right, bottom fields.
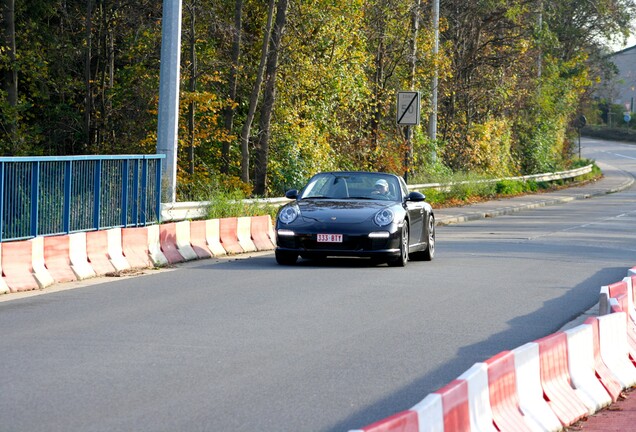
left=485, top=351, right=535, bottom=432
left=30, top=236, right=55, bottom=289
left=564, top=324, right=612, bottom=411
left=583, top=317, right=623, bottom=402
left=457, top=363, right=498, bottom=432
left=410, top=393, right=444, bottom=432
left=596, top=313, right=636, bottom=388
left=434, top=379, right=471, bottom=431
left=512, top=342, right=562, bottom=431
left=535, top=332, right=592, bottom=425
left=1, top=239, right=39, bottom=292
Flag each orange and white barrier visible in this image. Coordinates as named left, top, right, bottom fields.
left=205, top=219, right=227, bottom=257
left=68, top=232, right=96, bottom=279
left=189, top=220, right=213, bottom=259
left=43, top=235, right=77, bottom=283
left=237, top=217, right=257, bottom=253
left=350, top=263, right=636, bottom=432
left=219, top=217, right=243, bottom=254
left=175, top=220, right=198, bottom=261
left=1, top=216, right=276, bottom=292
left=0, top=244, right=8, bottom=294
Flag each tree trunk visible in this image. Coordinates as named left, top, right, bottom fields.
left=253, top=0, right=288, bottom=196
left=187, top=1, right=197, bottom=175
left=239, top=0, right=275, bottom=183
left=220, top=0, right=243, bottom=174
left=0, top=0, right=17, bottom=154
left=85, top=0, right=93, bottom=150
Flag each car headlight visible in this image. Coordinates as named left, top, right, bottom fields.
left=279, top=204, right=299, bottom=224
left=374, top=208, right=394, bottom=226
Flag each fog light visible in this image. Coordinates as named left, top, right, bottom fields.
left=277, top=229, right=295, bottom=236
left=368, top=231, right=390, bottom=238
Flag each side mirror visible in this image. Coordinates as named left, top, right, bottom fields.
left=285, top=189, right=299, bottom=199
left=406, top=191, right=426, bottom=202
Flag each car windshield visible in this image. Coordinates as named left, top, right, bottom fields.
left=300, top=173, right=400, bottom=201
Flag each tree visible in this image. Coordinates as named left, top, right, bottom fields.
left=253, top=0, right=288, bottom=195
left=239, top=0, right=275, bottom=183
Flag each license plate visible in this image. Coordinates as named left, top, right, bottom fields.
left=317, top=234, right=343, bottom=243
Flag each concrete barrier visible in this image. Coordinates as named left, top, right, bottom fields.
left=159, top=223, right=185, bottom=264
left=68, top=232, right=96, bottom=279
left=147, top=224, right=168, bottom=266
left=237, top=217, right=257, bottom=253
left=122, top=227, right=154, bottom=269
left=86, top=230, right=118, bottom=275
left=175, top=220, right=198, bottom=261
left=0, top=244, right=9, bottom=294
left=2, top=240, right=39, bottom=292
left=43, top=235, right=77, bottom=283
left=106, top=228, right=131, bottom=272
left=251, top=215, right=276, bottom=251
left=189, top=220, right=213, bottom=259
left=219, top=217, right=243, bottom=254
left=205, top=219, right=227, bottom=257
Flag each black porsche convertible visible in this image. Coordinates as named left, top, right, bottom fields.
left=274, top=171, right=435, bottom=266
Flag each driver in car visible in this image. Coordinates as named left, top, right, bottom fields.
left=372, top=179, right=389, bottom=197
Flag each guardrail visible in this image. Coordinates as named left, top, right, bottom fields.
left=161, top=165, right=593, bottom=222
left=0, top=155, right=164, bottom=242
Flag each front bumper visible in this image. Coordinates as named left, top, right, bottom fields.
left=275, top=228, right=402, bottom=258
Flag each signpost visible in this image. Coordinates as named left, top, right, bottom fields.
left=397, top=92, right=421, bottom=182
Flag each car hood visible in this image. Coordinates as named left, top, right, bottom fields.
left=297, top=199, right=394, bottom=224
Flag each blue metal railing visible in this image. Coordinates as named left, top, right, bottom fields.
left=0, top=155, right=164, bottom=242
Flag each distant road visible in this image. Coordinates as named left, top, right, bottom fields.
left=1, top=138, right=635, bottom=431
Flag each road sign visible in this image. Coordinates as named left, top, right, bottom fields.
left=624, top=112, right=631, bottom=123
left=397, top=91, right=421, bottom=125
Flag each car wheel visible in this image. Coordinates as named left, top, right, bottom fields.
left=388, top=222, right=409, bottom=267
left=423, top=215, right=435, bottom=261
left=276, top=250, right=298, bottom=265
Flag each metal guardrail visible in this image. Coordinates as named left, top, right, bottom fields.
left=161, top=165, right=593, bottom=222
left=1, top=155, right=164, bottom=242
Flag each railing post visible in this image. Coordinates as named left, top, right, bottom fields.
left=133, top=159, right=141, bottom=226
left=93, top=160, right=102, bottom=230
left=141, top=158, right=149, bottom=226
left=64, top=161, right=72, bottom=233
left=121, top=159, right=129, bottom=227
left=31, top=162, right=40, bottom=237
left=155, top=157, right=162, bottom=223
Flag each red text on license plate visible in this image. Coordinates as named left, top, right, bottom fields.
left=317, top=234, right=343, bottom=243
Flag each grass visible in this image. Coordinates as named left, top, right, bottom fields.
left=185, top=159, right=602, bottom=219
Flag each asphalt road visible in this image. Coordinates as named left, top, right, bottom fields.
left=1, top=138, right=636, bottom=432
